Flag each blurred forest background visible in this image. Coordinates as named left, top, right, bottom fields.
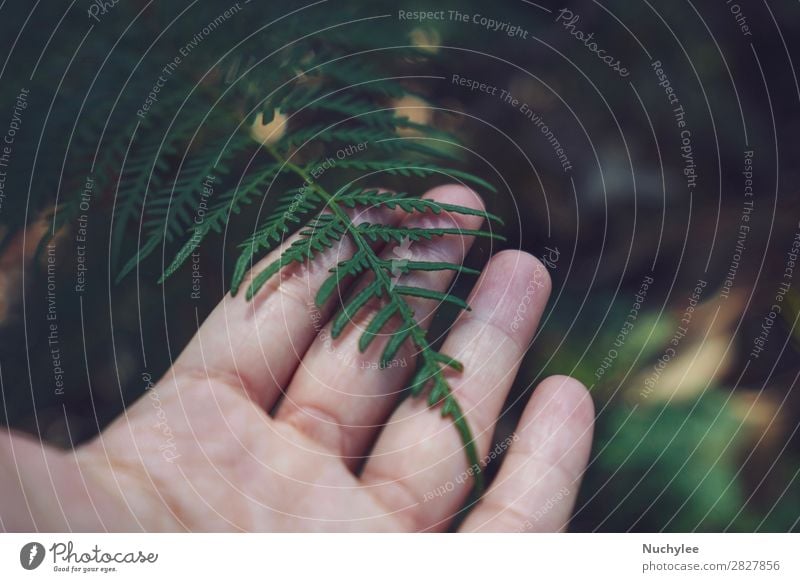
left=0, top=0, right=798, bottom=531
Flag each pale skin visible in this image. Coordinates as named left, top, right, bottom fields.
left=0, top=185, right=594, bottom=532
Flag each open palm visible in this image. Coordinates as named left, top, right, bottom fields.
left=1, top=185, right=593, bottom=532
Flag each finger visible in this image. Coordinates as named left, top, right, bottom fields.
left=361, top=250, right=551, bottom=531
left=171, top=203, right=403, bottom=410
left=460, top=375, right=594, bottom=532
left=274, top=185, right=486, bottom=467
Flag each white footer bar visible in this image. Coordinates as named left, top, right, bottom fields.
left=1, top=533, right=797, bottom=581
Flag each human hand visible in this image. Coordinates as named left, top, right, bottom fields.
left=1, top=185, right=594, bottom=532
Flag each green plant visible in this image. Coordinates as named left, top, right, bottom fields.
left=33, top=7, right=502, bottom=493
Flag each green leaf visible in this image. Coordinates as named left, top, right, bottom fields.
left=315, top=253, right=369, bottom=306
left=392, top=260, right=481, bottom=276
left=358, top=302, right=398, bottom=352
left=229, top=182, right=321, bottom=295
left=433, top=352, right=465, bottom=372
left=337, top=189, right=504, bottom=225
left=115, top=237, right=161, bottom=283
left=357, top=223, right=505, bottom=244
left=331, top=281, right=382, bottom=338
left=91, top=40, right=502, bottom=496
left=393, top=285, right=471, bottom=311
left=158, top=224, right=210, bottom=282
left=381, top=325, right=412, bottom=365
left=333, top=160, right=497, bottom=193
left=244, top=215, right=346, bottom=299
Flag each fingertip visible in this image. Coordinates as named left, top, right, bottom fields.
left=423, top=183, right=485, bottom=212
left=531, top=375, right=595, bottom=429
left=517, top=376, right=595, bottom=478
left=459, top=374, right=594, bottom=533
left=539, top=374, right=591, bottom=400
left=490, top=250, right=552, bottom=295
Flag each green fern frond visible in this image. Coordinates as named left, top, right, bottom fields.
left=227, top=186, right=326, bottom=294
left=111, top=114, right=202, bottom=268
left=336, top=189, right=504, bottom=224
left=55, top=36, right=505, bottom=495
left=244, top=213, right=348, bottom=300
left=1, top=0, right=521, bottom=501
left=312, top=57, right=412, bottom=98
left=382, top=259, right=480, bottom=276
left=315, top=252, right=371, bottom=306
left=330, top=281, right=383, bottom=339
left=229, top=153, right=496, bottom=492
left=291, top=128, right=462, bottom=162
left=117, top=132, right=257, bottom=282
left=392, top=285, right=472, bottom=310
left=356, top=223, right=505, bottom=244
left=148, top=133, right=255, bottom=235
left=332, top=159, right=497, bottom=192
left=297, top=93, right=454, bottom=138
left=281, top=124, right=390, bottom=149
left=160, top=164, right=283, bottom=284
